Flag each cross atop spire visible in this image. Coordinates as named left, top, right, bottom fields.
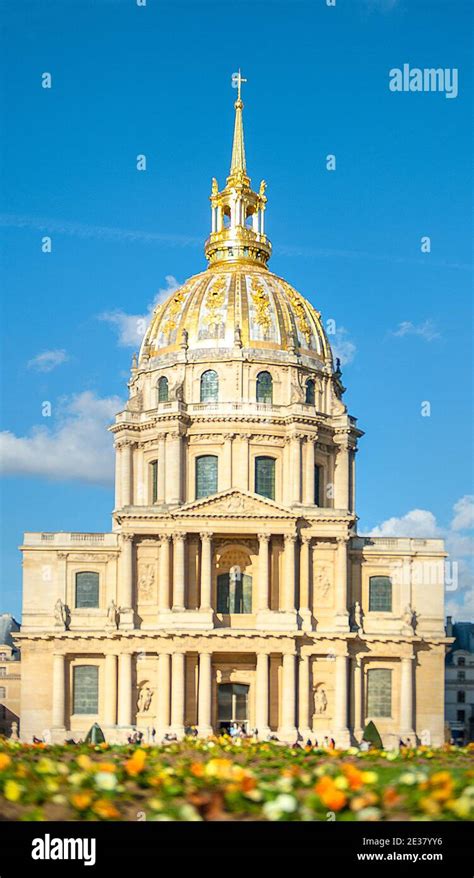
left=229, top=70, right=248, bottom=181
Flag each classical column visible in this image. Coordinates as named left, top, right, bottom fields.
left=199, top=532, right=212, bottom=611
left=121, top=441, right=133, bottom=507
left=299, top=535, right=311, bottom=628
left=400, top=655, right=415, bottom=737
left=157, top=434, right=166, bottom=503
left=114, top=442, right=122, bottom=509
left=222, top=433, right=234, bottom=490
left=298, top=654, right=311, bottom=739
left=158, top=535, right=171, bottom=611
left=335, top=537, right=349, bottom=627
left=197, top=652, right=213, bottom=736
left=334, top=653, right=349, bottom=744
left=279, top=653, right=297, bottom=740
left=135, top=444, right=144, bottom=505
left=255, top=652, right=270, bottom=739
left=119, top=534, right=134, bottom=610
left=282, top=534, right=297, bottom=612
left=290, top=434, right=302, bottom=504
left=257, top=533, right=270, bottom=611
left=171, top=651, right=185, bottom=736
left=104, top=654, right=118, bottom=726
left=172, top=532, right=186, bottom=610
left=117, top=653, right=132, bottom=727
left=52, top=654, right=65, bottom=729
left=334, top=439, right=350, bottom=510
left=303, top=437, right=316, bottom=505
left=165, top=431, right=182, bottom=505
left=156, top=652, right=171, bottom=733
left=240, top=435, right=250, bottom=491
left=353, top=657, right=363, bottom=739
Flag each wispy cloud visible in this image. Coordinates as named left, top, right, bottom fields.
left=392, top=319, right=441, bottom=342
left=0, top=391, right=121, bottom=486
left=329, top=327, right=357, bottom=366
left=1, top=214, right=471, bottom=272
left=27, top=349, right=69, bottom=373
left=99, top=275, right=180, bottom=348
left=365, top=496, right=474, bottom=622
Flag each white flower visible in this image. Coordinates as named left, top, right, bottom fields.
left=94, top=772, right=118, bottom=791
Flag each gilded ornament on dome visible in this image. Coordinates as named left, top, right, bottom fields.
left=161, top=282, right=192, bottom=337
left=204, top=276, right=226, bottom=326
left=249, top=276, right=271, bottom=332
left=281, top=281, right=312, bottom=345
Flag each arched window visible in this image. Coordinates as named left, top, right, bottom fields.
left=367, top=668, right=392, bottom=717
left=256, top=371, right=273, bottom=404
left=75, top=572, right=99, bottom=609
left=158, top=376, right=169, bottom=403
left=369, top=576, right=392, bottom=612
left=150, top=460, right=158, bottom=503
left=200, top=370, right=219, bottom=403
left=305, top=378, right=315, bottom=405
left=255, top=456, right=276, bottom=500
left=73, top=665, right=99, bottom=715
left=217, top=570, right=252, bottom=614
left=314, top=464, right=322, bottom=506
left=195, top=455, right=218, bottom=499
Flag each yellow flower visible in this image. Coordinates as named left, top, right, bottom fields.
left=37, top=758, right=57, bottom=775
left=0, top=754, right=12, bottom=771
left=448, top=797, right=472, bottom=819
left=205, top=758, right=233, bottom=779
left=124, top=749, right=147, bottom=776
left=419, top=797, right=441, bottom=817
left=361, top=771, right=378, bottom=784
left=4, top=779, right=23, bottom=802
left=76, top=754, right=93, bottom=771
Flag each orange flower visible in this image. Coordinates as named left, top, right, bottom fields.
left=315, top=776, right=347, bottom=811
left=190, top=762, right=205, bottom=777
left=124, top=749, right=147, bottom=776
left=70, top=792, right=92, bottom=810
left=342, top=764, right=364, bottom=790
left=0, top=753, right=12, bottom=771
left=383, top=786, right=401, bottom=808
left=92, top=798, right=120, bottom=819
left=96, top=762, right=116, bottom=773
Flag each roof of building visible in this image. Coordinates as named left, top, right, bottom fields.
left=0, top=614, right=20, bottom=647
left=446, top=621, right=474, bottom=664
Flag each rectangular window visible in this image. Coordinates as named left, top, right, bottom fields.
left=458, top=671, right=465, bottom=681
left=196, top=456, right=218, bottom=499
left=75, top=572, right=100, bottom=609
left=314, top=465, right=321, bottom=505
left=151, top=460, right=158, bottom=503
left=369, top=576, right=392, bottom=612
left=457, top=710, right=465, bottom=722
left=0, top=668, right=6, bottom=678
left=367, top=668, right=392, bottom=717
left=255, top=456, right=275, bottom=500
left=0, top=686, right=6, bottom=698
left=457, top=690, right=466, bottom=703
left=73, top=665, right=99, bottom=715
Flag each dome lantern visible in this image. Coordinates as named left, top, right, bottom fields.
left=204, top=71, right=272, bottom=267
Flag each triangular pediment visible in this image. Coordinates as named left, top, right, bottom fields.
left=174, top=489, right=296, bottom=519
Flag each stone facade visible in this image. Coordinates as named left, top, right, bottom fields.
left=15, top=83, right=450, bottom=748
left=445, top=618, right=474, bottom=743
left=0, top=614, right=21, bottom=738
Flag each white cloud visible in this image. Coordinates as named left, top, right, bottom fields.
left=330, top=327, right=356, bottom=366
left=365, top=496, right=474, bottom=622
left=27, top=349, right=69, bottom=372
left=451, top=495, right=474, bottom=531
left=0, top=391, right=121, bottom=486
left=392, top=319, right=440, bottom=342
left=99, top=275, right=180, bottom=348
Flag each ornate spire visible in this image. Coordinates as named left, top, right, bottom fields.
left=228, top=70, right=248, bottom=185
left=204, top=72, right=272, bottom=267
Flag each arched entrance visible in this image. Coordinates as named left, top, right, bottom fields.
left=217, top=682, right=249, bottom=733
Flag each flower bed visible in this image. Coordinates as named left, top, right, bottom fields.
left=0, top=739, right=473, bottom=822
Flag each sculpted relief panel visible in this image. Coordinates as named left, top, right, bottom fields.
left=312, top=560, right=334, bottom=610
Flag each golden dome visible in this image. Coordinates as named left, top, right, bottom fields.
left=140, top=73, right=332, bottom=368
left=140, top=265, right=331, bottom=364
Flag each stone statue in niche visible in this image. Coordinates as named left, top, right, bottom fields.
left=54, top=598, right=69, bottom=630
left=105, top=599, right=119, bottom=630
left=138, top=564, right=155, bottom=601
left=351, top=601, right=364, bottom=632
left=313, top=687, right=328, bottom=715
left=314, top=565, right=332, bottom=602
left=402, top=604, right=415, bottom=632
left=137, top=686, right=153, bottom=713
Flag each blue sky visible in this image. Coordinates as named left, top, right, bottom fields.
left=0, top=0, right=472, bottom=620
